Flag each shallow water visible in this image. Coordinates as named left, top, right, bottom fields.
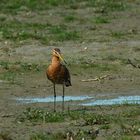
left=14, top=95, right=140, bottom=106
left=15, top=96, right=92, bottom=104
left=81, top=96, right=140, bottom=106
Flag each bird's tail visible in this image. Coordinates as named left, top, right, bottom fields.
left=65, top=80, right=72, bottom=87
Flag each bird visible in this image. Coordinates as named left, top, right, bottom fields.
left=46, top=48, right=72, bottom=112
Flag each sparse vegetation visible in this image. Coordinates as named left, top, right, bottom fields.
left=0, top=132, right=13, bottom=140
left=86, top=0, right=127, bottom=12
left=0, top=0, right=133, bottom=46
left=0, top=0, right=140, bottom=140
left=0, top=61, right=46, bottom=73
left=111, top=31, right=126, bottom=39
left=15, top=105, right=140, bottom=140
left=18, top=107, right=65, bottom=123
left=0, top=21, right=80, bottom=45
left=0, top=0, right=127, bottom=13
left=94, top=16, right=110, bottom=24
left=64, top=15, right=77, bottom=22
left=30, top=132, right=65, bottom=140
left=0, top=61, right=46, bottom=83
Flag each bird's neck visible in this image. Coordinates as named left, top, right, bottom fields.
left=51, top=56, right=61, bottom=66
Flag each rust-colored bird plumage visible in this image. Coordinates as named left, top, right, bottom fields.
left=46, top=48, right=71, bottom=111
left=47, top=57, right=71, bottom=86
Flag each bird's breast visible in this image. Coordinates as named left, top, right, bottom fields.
left=46, top=64, right=64, bottom=84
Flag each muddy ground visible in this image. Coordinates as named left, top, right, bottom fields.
left=0, top=0, right=140, bottom=140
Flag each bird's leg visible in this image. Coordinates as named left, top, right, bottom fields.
left=53, top=83, right=56, bottom=112
left=62, top=83, right=65, bottom=112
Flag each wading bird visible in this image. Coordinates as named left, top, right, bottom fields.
left=46, top=48, right=71, bottom=112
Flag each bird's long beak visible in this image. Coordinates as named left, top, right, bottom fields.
left=58, top=53, right=67, bottom=64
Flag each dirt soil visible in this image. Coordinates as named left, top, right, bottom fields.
left=0, top=0, right=140, bottom=140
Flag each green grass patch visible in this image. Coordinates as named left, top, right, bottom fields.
left=53, top=30, right=80, bottom=41
left=64, top=15, right=77, bottom=22
left=0, top=21, right=49, bottom=41
left=19, top=106, right=140, bottom=125
left=86, top=0, right=127, bottom=13
left=0, top=15, right=6, bottom=22
left=83, top=113, right=110, bottom=125
left=0, top=61, right=44, bottom=72
left=30, top=129, right=98, bottom=140
left=49, top=25, right=80, bottom=41
left=20, top=63, right=41, bottom=72
left=0, top=0, right=85, bottom=14
left=68, top=110, right=86, bottom=120
left=49, top=25, right=67, bottom=34
left=17, top=108, right=112, bottom=124
left=17, top=109, right=87, bottom=123
left=30, top=132, right=65, bottom=140
left=121, top=107, right=140, bottom=118
left=121, top=136, right=133, bottom=140
left=0, top=71, right=17, bottom=82
left=0, top=61, right=47, bottom=83
left=0, top=21, right=80, bottom=44
left=0, top=0, right=65, bottom=13
left=0, top=0, right=128, bottom=15
left=111, top=31, right=126, bottom=39
left=94, top=16, right=110, bottom=24
left=18, top=108, right=65, bottom=123
left=16, top=105, right=140, bottom=139
left=107, top=135, right=133, bottom=140
left=0, top=61, right=10, bottom=70
left=100, top=124, right=110, bottom=129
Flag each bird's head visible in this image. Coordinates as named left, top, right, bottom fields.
left=52, top=48, right=67, bottom=64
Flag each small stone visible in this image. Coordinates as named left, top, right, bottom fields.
left=84, top=47, right=88, bottom=50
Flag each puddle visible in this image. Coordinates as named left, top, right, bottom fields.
left=81, top=96, right=140, bottom=106
left=15, top=96, right=93, bottom=104
left=14, top=95, right=140, bottom=106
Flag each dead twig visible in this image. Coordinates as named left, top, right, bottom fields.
left=128, top=59, right=140, bottom=69
left=81, top=74, right=110, bottom=82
